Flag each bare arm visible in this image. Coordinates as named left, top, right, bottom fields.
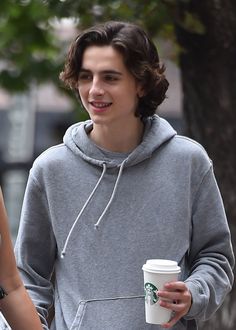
left=0, top=188, right=43, bottom=330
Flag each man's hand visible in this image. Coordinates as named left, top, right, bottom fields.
left=157, top=281, right=192, bottom=328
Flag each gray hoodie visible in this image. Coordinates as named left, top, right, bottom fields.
left=15, top=115, right=234, bottom=330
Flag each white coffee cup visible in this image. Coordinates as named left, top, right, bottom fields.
left=142, top=259, right=181, bottom=324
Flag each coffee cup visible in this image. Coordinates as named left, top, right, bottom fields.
left=142, top=259, right=181, bottom=324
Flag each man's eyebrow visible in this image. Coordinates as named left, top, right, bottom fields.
left=80, top=68, right=122, bottom=75
left=79, top=69, right=90, bottom=73
left=101, top=70, right=122, bottom=76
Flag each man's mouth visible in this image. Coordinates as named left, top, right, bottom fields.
left=89, top=101, right=112, bottom=108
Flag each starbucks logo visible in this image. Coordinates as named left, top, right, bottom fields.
left=144, top=282, right=159, bottom=305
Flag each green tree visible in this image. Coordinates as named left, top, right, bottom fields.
left=0, top=0, right=59, bottom=91
left=0, top=1, right=235, bottom=328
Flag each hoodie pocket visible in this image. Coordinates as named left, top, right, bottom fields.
left=70, top=295, right=149, bottom=330
left=70, top=295, right=188, bottom=330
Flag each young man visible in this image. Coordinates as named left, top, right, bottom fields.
left=15, top=21, right=234, bottom=329
left=0, top=188, right=42, bottom=330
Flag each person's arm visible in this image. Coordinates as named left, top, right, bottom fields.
left=14, top=171, right=57, bottom=329
left=184, top=166, right=234, bottom=320
left=156, top=164, right=234, bottom=328
left=0, top=188, right=43, bottom=330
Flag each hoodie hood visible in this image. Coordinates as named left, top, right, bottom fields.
left=63, top=114, right=176, bottom=168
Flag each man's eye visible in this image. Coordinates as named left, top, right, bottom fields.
left=104, top=75, right=118, bottom=82
left=78, top=73, right=92, bottom=81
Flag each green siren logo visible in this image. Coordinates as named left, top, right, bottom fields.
left=144, top=282, right=159, bottom=305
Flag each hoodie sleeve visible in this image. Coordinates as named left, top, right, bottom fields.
left=184, top=165, right=234, bottom=321
left=15, top=171, right=57, bottom=329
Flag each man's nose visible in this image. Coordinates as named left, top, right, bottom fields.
left=89, top=77, right=104, bottom=96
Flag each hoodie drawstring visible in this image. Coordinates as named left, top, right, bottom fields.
left=61, top=163, right=107, bottom=258
left=94, top=159, right=126, bottom=229
left=61, top=160, right=126, bottom=258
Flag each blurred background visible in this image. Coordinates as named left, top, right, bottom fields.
left=0, top=1, right=235, bottom=329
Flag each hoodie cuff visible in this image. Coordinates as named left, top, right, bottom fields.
left=184, top=280, right=207, bottom=319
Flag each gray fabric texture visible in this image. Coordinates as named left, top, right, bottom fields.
left=15, top=115, right=234, bottom=330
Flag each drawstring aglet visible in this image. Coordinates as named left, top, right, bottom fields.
left=60, top=251, right=66, bottom=259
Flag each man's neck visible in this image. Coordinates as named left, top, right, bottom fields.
left=89, top=119, right=144, bottom=153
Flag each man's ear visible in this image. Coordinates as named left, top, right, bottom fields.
left=137, top=85, right=146, bottom=98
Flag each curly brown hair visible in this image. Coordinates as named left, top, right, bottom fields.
left=60, top=21, right=169, bottom=119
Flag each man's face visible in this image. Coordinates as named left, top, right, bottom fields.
left=77, top=45, right=142, bottom=129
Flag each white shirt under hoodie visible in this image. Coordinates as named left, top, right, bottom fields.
left=15, top=115, right=234, bottom=330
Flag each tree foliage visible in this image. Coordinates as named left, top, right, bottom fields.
left=0, top=0, right=59, bottom=91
